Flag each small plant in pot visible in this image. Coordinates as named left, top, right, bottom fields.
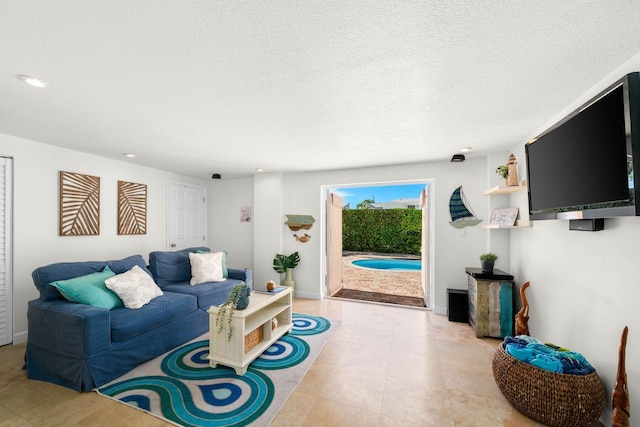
left=216, top=283, right=250, bottom=341
left=273, top=252, right=300, bottom=288
left=480, top=253, right=498, bottom=273
left=496, top=165, right=509, bottom=184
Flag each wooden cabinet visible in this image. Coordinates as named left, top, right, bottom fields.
left=466, top=268, right=514, bottom=338
left=207, top=287, right=293, bottom=375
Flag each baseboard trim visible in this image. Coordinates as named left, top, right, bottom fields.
left=13, top=331, right=27, bottom=344
left=294, top=291, right=321, bottom=300
left=433, top=306, right=447, bottom=316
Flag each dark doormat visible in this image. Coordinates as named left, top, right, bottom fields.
left=332, top=288, right=426, bottom=308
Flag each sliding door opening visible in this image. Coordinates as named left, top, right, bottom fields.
left=323, top=180, right=434, bottom=309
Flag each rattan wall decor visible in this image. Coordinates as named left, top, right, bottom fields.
left=117, top=180, right=147, bottom=235
left=59, top=171, right=100, bottom=236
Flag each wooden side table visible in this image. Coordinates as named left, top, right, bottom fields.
left=466, top=267, right=514, bottom=338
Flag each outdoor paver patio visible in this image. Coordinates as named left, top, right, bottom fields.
left=340, top=253, right=424, bottom=299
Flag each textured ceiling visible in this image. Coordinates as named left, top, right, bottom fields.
left=2, top=1, right=640, bottom=179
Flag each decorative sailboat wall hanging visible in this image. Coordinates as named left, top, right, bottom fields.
left=449, top=186, right=482, bottom=228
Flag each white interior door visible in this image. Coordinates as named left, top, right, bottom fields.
left=168, top=183, right=206, bottom=251
left=327, top=193, right=343, bottom=296
left=0, top=157, right=12, bottom=346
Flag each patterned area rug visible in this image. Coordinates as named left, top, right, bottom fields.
left=96, top=314, right=337, bottom=427
left=333, top=288, right=426, bottom=307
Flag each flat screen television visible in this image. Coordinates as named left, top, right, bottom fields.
left=526, top=72, right=640, bottom=220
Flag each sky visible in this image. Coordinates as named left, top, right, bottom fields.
left=335, top=183, right=427, bottom=209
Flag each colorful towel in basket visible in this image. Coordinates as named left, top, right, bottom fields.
left=504, top=336, right=595, bottom=375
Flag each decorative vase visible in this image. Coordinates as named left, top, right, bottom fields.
left=266, top=280, right=276, bottom=291
left=236, top=286, right=251, bottom=310
left=481, top=260, right=495, bottom=273
left=281, top=268, right=295, bottom=288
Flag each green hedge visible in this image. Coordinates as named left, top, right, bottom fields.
left=342, top=209, right=422, bottom=255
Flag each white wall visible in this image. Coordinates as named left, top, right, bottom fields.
left=213, top=157, right=490, bottom=312
left=252, top=173, right=287, bottom=287
left=508, top=54, right=640, bottom=424
left=208, top=178, right=254, bottom=270
left=0, top=133, right=209, bottom=343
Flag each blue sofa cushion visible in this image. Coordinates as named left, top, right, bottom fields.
left=148, top=247, right=210, bottom=288
left=33, top=255, right=152, bottom=301
left=109, top=292, right=197, bottom=342
left=160, top=279, right=243, bottom=309
left=50, top=266, right=122, bottom=309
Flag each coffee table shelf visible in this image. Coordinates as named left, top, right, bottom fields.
left=207, top=287, right=293, bottom=375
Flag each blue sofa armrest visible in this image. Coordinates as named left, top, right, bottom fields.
left=228, top=268, right=252, bottom=289
left=27, top=299, right=111, bottom=357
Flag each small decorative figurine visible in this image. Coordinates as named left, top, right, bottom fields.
left=293, top=233, right=311, bottom=242
left=612, top=326, right=630, bottom=427
left=515, top=282, right=530, bottom=336
left=507, top=153, right=519, bottom=186
left=285, top=215, right=315, bottom=231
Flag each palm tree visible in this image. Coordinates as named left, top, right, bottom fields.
left=356, top=198, right=375, bottom=209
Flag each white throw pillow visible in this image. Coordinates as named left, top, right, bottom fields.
left=189, top=251, right=225, bottom=285
left=105, top=265, right=164, bottom=309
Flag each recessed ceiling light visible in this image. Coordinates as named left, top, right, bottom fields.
left=18, top=74, right=49, bottom=88
left=460, top=147, right=472, bottom=153
left=123, top=153, right=136, bottom=158
left=255, top=168, right=264, bottom=172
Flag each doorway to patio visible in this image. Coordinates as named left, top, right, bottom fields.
left=323, top=180, right=434, bottom=309
left=338, top=252, right=425, bottom=307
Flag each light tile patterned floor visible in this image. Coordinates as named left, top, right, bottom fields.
left=273, top=298, right=560, bottom=426
left=0, top=298, right=604, bottom=426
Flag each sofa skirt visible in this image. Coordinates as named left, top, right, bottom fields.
left=26, top=308, right=209, bottom=391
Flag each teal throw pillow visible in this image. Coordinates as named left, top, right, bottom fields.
left=50, top=266, right=123, bottom=309
left=196, top=250, right=228, bottom=278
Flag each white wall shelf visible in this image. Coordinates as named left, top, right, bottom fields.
left=483, top=220, right=532, bottom=229
left=483, top=181, right=527, bottom=196
left=484, top=181, right=531, bottom=229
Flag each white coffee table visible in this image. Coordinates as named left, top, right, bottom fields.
left=207, top=287, right=293, bottom=375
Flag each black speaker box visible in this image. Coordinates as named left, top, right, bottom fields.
left=569, top=218, right=604, bottom=231
left=447, top=288, right=469, bottom=323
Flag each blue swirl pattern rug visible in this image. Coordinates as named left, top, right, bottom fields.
left=96, top=314, right=335, bottom=427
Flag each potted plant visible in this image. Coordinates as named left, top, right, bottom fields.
left=496, top=165, right=509, bottom=185
left=480, top=253, right=498, bottom=273
left=273, top=252, right=300, bottom=288
left=216, top=283, right=250, bottom=341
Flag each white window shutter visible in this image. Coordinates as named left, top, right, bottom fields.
left=0, top=157, right=12, bottom=346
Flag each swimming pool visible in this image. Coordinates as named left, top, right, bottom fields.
left=351, top=258, right=421, bottom=271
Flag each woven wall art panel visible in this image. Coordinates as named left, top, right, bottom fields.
left=117, top=180, right=147, bottom=235
left=59, top=171, right=100, bottom=236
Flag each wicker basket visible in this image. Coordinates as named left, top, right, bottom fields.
left=244, top=326, right=264, bottom=353
left=492, top=344, right=605, bottom=427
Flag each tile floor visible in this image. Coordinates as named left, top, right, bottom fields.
left=272, top=298, right=550, bottom=426
left=0, top=298, right=602, bottom=426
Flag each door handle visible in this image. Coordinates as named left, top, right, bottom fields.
left=171, top=243, right=176, bottom=248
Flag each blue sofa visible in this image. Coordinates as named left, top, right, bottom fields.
left=26, top=247, right=252, bottom=391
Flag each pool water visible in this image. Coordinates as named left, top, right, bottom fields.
left=352, top=258, right=421, bottom=271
